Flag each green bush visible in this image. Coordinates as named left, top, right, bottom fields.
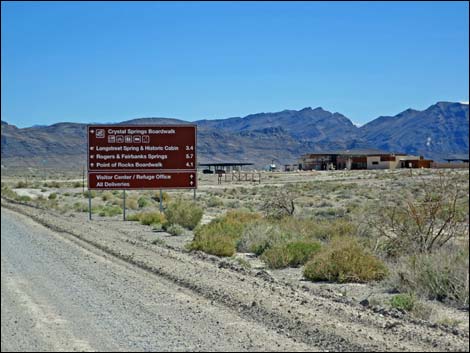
left=206, top=196, right=224, bottom=208
left=303, top=237, right=388, bottom=283
left=164, top=198, right=203, bottom=230
left=390, top=293, right=416, bottom=312
left=48, top=193, right=57, bottom=200
left=1, top=186, right=17, bottom=199
left=138, top=196, right=149, bottom=208
left=166, top=223, right=185, bottom=236
left=261, top=241, right=321, bottom=269
left=17, top=195, right=32, bottom=202
left=189, top=211, right=262, bottom=257
left=73, top=202, right=89, bottom=212
left=139, top=212, right=166, bottom=226
left=126, top=213, right=141, bottom=221
left=97, top=205, right=122, bottom=217
left=15, top=181, right=29, bottom=188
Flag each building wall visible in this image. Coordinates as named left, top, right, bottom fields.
left=299, top=153, right=432, bottom=170
left=367, top=156, right=393, bottom=169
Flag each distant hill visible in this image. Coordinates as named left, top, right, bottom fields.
left=1, top=102, right=468, bottom=170
left=360, top=102, right=469, bottom=161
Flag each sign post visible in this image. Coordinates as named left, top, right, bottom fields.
left=123, top=190, right=126, bottom=221
left=87, top=125, right=197, bottom=220
left=88, top=191, right=92, bottom=221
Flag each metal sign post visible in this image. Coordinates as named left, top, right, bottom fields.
left=88, top=191, right=92, bottom=220
left=82, top=166, right=85, bottom=194
left=123, top=190, right=126, bottom=221
left=159, top=189, right=163, bottom=213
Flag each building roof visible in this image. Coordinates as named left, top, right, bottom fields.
left=301, top=148, right=405, bottom=157
left=198, top=162, right=254, bottom=167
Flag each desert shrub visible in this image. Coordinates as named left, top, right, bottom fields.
left=371, top=172, right=468, bottom=255
left=138, top=196, right=149, bottom=208
left=1, top=186, right=17, bottom=199
left=126, top=213, right=141, bottom=221
left=126, top=198, right=139, bottom=210
left=387, top=244, right=469, bottom=307
left=15, top=180, right=29, bottom=188
left=164, top=198, right=203, bottom=230
left=138, top=212, right=167, bottom=226
left=101, top=192, right=114, bottom=201
left=280, top=217, right=357, bottom=242
left=17, top=195, right=32, bottom=202
left=46, top=181, right=61, bottom=188
left=303, top=237, right=388, bottom=283
left=83, top=190, right=96, bottom=199
left=152, top=191, right=170, bottom=202
left=390, top=293, right=416, bottom=312
left=97, top=205, right=122, bottom=217
left=73, top=181, right=82, bottom=188
left=189, top=210, right=262, bottom=257
left=166, top=223, right=185, bottom=236
left=237, top=220, right=282, bottom=255
left=261, top=188, right=296, bottom=219
left=48, top=193, right=57, bottom=200
left=110, top=197, right=122, bottom=206
left=262, top=241, right=321, bottom=269
left=206, top=196, right=224, bottom=208
left=226, top=200, right=241, bottom=208
left=73, top=202, right=88, bottom=212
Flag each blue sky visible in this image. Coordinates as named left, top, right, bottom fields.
left=1, top=1, right=468, bottom=128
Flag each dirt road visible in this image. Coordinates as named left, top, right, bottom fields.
left=1, top=208, right=315, bottom=351
left=1, top=201, right=468, bottom=352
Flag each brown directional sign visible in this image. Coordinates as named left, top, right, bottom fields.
left=87, top=124, right=197, bottom=190
left=88, top=125, right=196, bottom=171
left=88, top=171, right=197, bottom=190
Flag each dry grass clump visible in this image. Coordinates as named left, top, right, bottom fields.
left=127, top=211, right=166, bottom=226
left=387, top=244, right=469, bottom=308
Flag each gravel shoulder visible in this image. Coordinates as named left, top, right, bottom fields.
left=1, top=198, right=469, bottom=352
left=1, top=207, right=316, bottom=352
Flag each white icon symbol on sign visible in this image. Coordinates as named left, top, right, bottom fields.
left=142, top=135, right=150, bottom=143
left=116, top=135, right=124, bottom=143
left=133, top=136, right=142, bottom=143
left=96, top=129, right=105, bottom=138
left=108, top=136, right=116, bottom=143
left=125, top=136, right=132, bottom=143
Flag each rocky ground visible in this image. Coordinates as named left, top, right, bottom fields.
left=1, top=196, right=468, bottom=352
